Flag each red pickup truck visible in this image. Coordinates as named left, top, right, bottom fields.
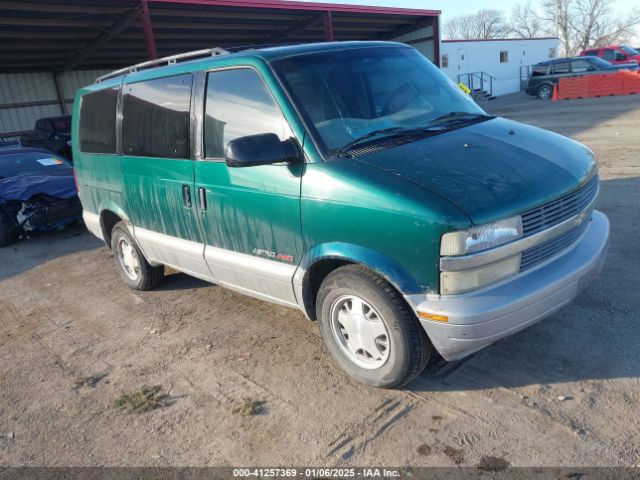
left=580, top=45, right=640, bottom=65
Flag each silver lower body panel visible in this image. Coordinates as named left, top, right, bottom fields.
left=406, top=210, right=610, bottom=361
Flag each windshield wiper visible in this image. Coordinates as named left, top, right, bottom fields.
left=428, top=111, right=494, bottom=127
left=336, top=126, right=434, bottom=157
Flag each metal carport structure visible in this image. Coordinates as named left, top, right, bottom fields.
left=0, top=0, right=440, bottom=138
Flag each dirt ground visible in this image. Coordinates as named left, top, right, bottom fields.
left=1, top=93, right=639, bottom=468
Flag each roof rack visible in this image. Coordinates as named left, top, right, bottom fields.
left=95, top=47, right=229, bottom=83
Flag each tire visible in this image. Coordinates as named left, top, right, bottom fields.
left=110, top=222, right=164, bottom=290
left=0, top=210, right=19, bottom=248
left=316, top=264, right=433, bottom=388
left=537, top=84, right=553, bottom=100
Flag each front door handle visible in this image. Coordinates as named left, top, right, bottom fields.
left=182, top=184, right=192, bottom=208
left=198, top=187, right=207, bottom=210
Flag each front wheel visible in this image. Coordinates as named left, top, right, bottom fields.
left=537, top=84, right=553, bottom=99
left=316, top=265, right=433, bottom=388
left=110, top=222, right=164, bottom=290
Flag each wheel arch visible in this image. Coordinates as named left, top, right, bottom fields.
left=97, top=201, right=130, bottom=247
left=295, top=242, right=426, bottom=321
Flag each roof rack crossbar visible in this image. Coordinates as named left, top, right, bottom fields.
left=95, top=47, right=229, bottom=83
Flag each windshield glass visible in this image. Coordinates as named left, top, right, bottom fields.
left=272, top=46, right=485, bottom=153
left=621, top=46, right=639, bottom=55
left=0, top=151, right=70, bottom=178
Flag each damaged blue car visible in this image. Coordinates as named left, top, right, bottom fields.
left=0, top=147, right=82, bottom=247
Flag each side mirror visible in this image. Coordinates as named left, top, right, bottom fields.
left=225, top=133, right=300, bottom=168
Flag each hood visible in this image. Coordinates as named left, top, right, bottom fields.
left=354, top=117, right=597, bottom=225
left=0, top=170, right=77, bottom=203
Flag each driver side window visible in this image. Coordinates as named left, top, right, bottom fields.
left=204, top=68, right=288, bottom=159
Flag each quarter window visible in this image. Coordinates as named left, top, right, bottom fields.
left=532, top=64, right=549, bottom=77
left=79, top=88, right=118, bottom=154
left=122, top=74, right=192, bottom=159
left=204, top=68, right=287, bottom=159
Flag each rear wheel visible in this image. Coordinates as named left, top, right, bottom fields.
left=110, top=222, right=164, bottom=290
left=0, top=210, right=19, bottom=248
left=316, top=265, right=433, bottom=388
left=537, top=84, right=553, bottom=99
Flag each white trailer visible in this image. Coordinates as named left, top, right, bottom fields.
left=440, top=38, right=560, bottom=97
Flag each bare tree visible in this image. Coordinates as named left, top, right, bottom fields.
left=444, top=9, right=510, bottom=40
left=538, top=0, right=640, bottom=55
left=510, top=2, right=544, bottom=38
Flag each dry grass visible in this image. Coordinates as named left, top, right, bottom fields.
left=232, top=398, right=266, bottom=416
left=113, top=385, right=168, bottom=414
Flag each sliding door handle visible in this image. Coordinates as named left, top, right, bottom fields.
left=182, top=184, right=192, bottom=208
left=198, top=187, right=207, bottom=210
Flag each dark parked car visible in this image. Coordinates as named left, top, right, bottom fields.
left=0, top=147, right=82, bottom=247
left=526, top=56, right=638, bottom=99
left=20, top=115, right=72, bottom=160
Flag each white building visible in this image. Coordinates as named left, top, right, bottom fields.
left=441, top=38, right=560, bottom=96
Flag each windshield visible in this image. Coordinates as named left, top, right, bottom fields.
left=0, top=151, right=70, bottom=178
left=621, top=46, right=639, bottom=55
left=272, top=46, right=485, bottom=154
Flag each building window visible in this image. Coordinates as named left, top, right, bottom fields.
left=122, top=74, right=193, bottom=159
left=499, top=51, right=509, bottom=63
left=441, top=54, right=449, bottom=68
left=79, top=87, right=118, bottom=154
left=548, top=48, right=557, bottom=58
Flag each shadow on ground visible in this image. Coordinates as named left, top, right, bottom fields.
left=0, top=223, right=100, bottom=282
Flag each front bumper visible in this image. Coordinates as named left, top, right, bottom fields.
left=405, top=210, right=609, bottom=361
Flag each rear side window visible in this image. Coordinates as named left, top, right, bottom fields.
left=122, top=74, right=192, bottom=159
left=79, top=88, right=118, bottom=154
left=551, top=62, right=570, bottom=74
left=204, top=68, right=287, bottom=159
left=571, top=60, right=595, bottom=73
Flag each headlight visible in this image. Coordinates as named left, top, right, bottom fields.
left=440, top=215, right=523, bottom=256
left=441, top=254, right=521, bottom=295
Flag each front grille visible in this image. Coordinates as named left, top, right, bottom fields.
left=521, top=175, right=599, bottom=237
left=520, top=219, right=590, bottom=271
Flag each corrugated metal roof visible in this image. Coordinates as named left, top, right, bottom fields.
left=0, top=0, right=439, bottom=72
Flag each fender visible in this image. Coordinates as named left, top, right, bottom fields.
left=293, top=241, right=429, bottom=319
left=96, top=200, right=133, bottom=245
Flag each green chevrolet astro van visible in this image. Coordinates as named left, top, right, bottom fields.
left=73, top=42, right=609, bottom=387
